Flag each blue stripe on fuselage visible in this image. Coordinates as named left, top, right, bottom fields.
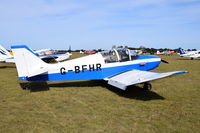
left=136, top=55, right=159, bottom=59
left=19, top=56, right=161, bottom=81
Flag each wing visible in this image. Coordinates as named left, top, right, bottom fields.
left=107, top=70, right=188, bottom=90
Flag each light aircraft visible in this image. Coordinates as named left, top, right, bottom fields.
left=156, top=50, right=174, bottom=55
left=34, top=48, right=72, bottom=62
left=11, top=45, right=188, bottom=90
left=84, top=50, right=96, bottom=54
left=0, top=45, right=72, bottom=63
left=178, top=48, right=200, bottom=60
left=0, top=45, right=15, bottom=63
left=80, top=50, right=84, bottom=54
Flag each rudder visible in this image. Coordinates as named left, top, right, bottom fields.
left=11, top=45, right=47, bottom=80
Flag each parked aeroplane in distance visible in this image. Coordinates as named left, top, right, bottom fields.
left=11, top=45, right=187, bottom=91
left=156, top=50, right=174, bottom=55
left=0, top=45, right=71, bottom=63
left=0, top=45, right=15, bottom=63
left=178, top=48, right=200, bottom=60
left=34, top=48, right=72, bottom=62
left=84, top=50, right=96, bottom=54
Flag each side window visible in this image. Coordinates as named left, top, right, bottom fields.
left=109, top=50, right=118, bottom=62
left=130, top=50, right=138, bottom=60
left=101, top=50, right=118, bottom=63
left=117, top=49, right=130, bottom=62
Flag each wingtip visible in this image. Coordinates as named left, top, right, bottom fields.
left=177, top=71, right=189, bottom=74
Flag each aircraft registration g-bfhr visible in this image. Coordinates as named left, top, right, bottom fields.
left=11, top=45, right=188, bottom=91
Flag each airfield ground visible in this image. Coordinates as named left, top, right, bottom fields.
left=0, top=53, right=200, bottom=133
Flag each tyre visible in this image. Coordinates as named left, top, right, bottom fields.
left=143, top=82, right=152, bottom=91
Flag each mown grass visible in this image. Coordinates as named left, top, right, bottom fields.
left=0, top=54, right=200, bottom=133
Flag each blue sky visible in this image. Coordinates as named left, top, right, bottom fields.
left=0, top=0, right=200, bottom=50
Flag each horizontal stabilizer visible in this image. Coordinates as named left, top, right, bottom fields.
left=108, top=70, right=188, bottom=90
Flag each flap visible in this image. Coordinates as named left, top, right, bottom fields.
left=107, top=70, right=188, bottom=90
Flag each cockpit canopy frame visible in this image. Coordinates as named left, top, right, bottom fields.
left=101, top=48, right=138, bottom=63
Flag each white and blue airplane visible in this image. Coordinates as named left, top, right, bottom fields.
left=0, top=45, right=15, bottom=63
left=11, top=45, right=188, bottom=90
left=0, top=45, right=71, bottom=63
left=34, top=48, right=72, bottom=62
left=178, top=48, right=200, bottom=60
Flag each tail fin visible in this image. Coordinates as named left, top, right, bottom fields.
left=178, top=48, right=186, bottom=54
left=0, top=45, right=13, bottom=58
left=11, top=45, right=48, bottom=80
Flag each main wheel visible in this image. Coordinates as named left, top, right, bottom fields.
left=143, top=82, right=152, bottom=91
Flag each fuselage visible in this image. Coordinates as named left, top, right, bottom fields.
left=20, top=52, right=161, bottom=81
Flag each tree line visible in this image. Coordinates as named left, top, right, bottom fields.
left=59, top=45, right=197, bottom=54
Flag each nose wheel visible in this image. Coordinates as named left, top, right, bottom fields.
left=143, top=82, right=152, bottom=91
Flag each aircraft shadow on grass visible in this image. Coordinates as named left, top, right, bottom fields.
left=20, top=80, right=165, bottom=101
left=106, top=85, right=165, bottom=101
left=20, top=82, right=50, bottom=92
left=0, top=65, right=16, bottom=68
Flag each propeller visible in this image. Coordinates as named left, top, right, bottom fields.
left=161, top=59, right=169, bottom=64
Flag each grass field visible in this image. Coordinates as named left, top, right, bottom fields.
left=0, top=53, right=200, bottom=133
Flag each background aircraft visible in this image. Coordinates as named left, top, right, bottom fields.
left=0, top=45, right=71, bottom=63
left=156, top=50, right=174, bottom=55
left=11, top=45, right=187, bottom=91
left=178, top=48, right=200, bottom=59
left=84, top=50, right=96, bottom=54
left=34, top=48, right=72, bottom=62
left=0, top=45, right=15, bottom=63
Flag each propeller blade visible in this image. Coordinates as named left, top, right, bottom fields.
left=161, top=59, right=169, bottom=64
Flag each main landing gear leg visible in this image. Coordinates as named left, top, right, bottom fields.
left=143, top=82, right=152, bottom=91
